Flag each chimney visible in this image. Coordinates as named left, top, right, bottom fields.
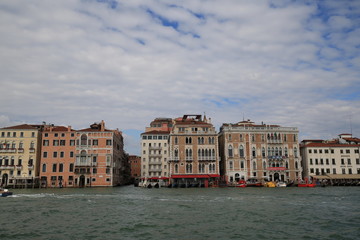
left=68, top=126, right=72, bottom=132
left=100, top=120, right=105, bottom=131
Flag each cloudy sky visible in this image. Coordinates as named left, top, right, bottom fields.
left=0, top=0, right=359, bottom=155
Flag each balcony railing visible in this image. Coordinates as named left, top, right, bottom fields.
left=28, top=165, right=34, bottom=170
left=198, top=156, right=216, bottom=161
left=0, top=165, right=15, bottom=170
left=29, top=148, right=35, bottom=153
left=18, top=148, right=24, bottom=153
left=267, top=139, right=283, bottom=144
left=149, top=146, right=162, bottom=150
left=149, top=161, right=162, bottom=165
left=149, top=169, right=162, bottom=173
left=16, top=165, right=23, bottom=170
left=75, top=161, right=97, bottom=167
left=0, top=148, right=17, bottom=153
left=169, top=157, right=179, bottom=162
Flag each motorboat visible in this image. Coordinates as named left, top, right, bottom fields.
left=264, top=181, right=276, bottom=188
left=276, top=182, right=287, bottom=187
left=0, top=188, right=13, bottom=197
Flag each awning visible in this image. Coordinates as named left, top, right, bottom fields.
left=171, top=174, right=210, bottom=179
left=313, top=174, right=360, bottom=180
left=208, top=174, right=220, bottom=178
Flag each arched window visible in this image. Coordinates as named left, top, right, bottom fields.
left=241, top=160, right=244, bottom=169
left=212, top=149, right=215, bottom=159
left=275, top=147, right=279, bottom=156
left=239, top=145, right=244, bottom=157
left=253, top=161, right=257, bottom=170
left=263, top=161, right=266, bottom=170
left=279, top=147, right=283, bottom=156
left=268, top=147, right=271, bottom=157
left=30, top=141, right=35, bottom=149
left=294, top=147, right=298, bottom=157
left=252, top=147, right=256, bottom=158
left=262, top=147, right=265, bottom=157
left=271, top=147, right=275, bottom=156
left=42, top=163, right=46, bottom=172
left=228, top=145, right=233, bottom=157
left=295, top=161, right=298, bottom=169
left=81, top=134, right=87, bottom=146
left=175, top=164, right=178, bottom=173
left=205, top=149, right=208, bottom=157
left=174, top=149, right=178, bottom=158
left=286, top=161, right=289, bottom=169
left=174, top=137, right=178, bottom=145
left=285, top=147, right=288, bottom=157
left=229, top=161, right=233, bottom=170
left=80, top=150, right=87, bottom=163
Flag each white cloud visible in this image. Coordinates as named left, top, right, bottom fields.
left=0, top=0, right=359, bottom=154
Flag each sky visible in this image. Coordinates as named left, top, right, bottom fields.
left=0, top=0, right=359, bottom=155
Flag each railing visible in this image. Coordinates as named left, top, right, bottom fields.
left=149, top=153, right=162, bottom=157
left=0, top=165, right=15, bottom=170
left=0, top=148, right=17, bottom=153
left=28, top=165, right=34, bottom=170
left=169, top=157, right=179, bottom=162
left=268, top=156, right=287, bottom=160
left=29, top=148, right=35, bottom=153
left=18, top=148, right=24, bottom=153
left=267, top=167, right=286, bottom=171
left=267, top=139, right=283, bottom=144
left=149, top=161, right=162, bottom=165
left=149, top=169, right=162, bottom=173
left=149, top=146, right=162, bottom=150
left=185, top=157, right=193, bottom=161
left=16, top=165, right=23, bottom=170
left=198, top=156, right=216, bottom=161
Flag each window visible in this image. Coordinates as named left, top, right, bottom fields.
left=241, top=161, right=244, bottom=169
left=252, top=147, right=256, bottom=158
left=310, top=159, right=313, bottom=165
left=229, top=161, right=233, bottom=170
left=93, top=168, right=97, bottom=174
left=42, top=164, right=46, bottom=172
left=70, top=151, right=74, bottom=157
left=346, top=149, right=350, bottom=154
left=69, top=163, right=74, bottom=172
left=59, top=163, right=64, bottom=172
left=52, top=164, right=57, bottom=172
left=43, top=152, right=48, bottom=158
left=106, top=168, right=111, bottom=174
left=333, top=169, right=336, bottom=174
left=332, top=159, right=335, bottom=165
left=70, top=140, right=75, bottom=146
left=239, top=146, right=244, bottom=158
left=228, top=145, right=233, bottom=157
left=60, top=152, right=64, bottom=158
left=81, top=134, right=87, bottom=146
left=53, top=152, right=58, bottom=158
left=347, top=159, right=351, bottom=165
left=174, top=137, right=178, bottom=145
left=93, top=140, right=98, bottom=146
left=106, top=140, right=112, bottom=146
left=341, top=159, right=345, bottom=165
left=31, top=132, right=35, bottom=137
left=53, top=140, right=59, bottom=146
left=60, top=140, right=66, bottom=146
left=43, top=140, right=49, bottom=146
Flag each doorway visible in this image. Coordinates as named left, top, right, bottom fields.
left=79, top=175, right=85, bottom=188
left=274, top=173, right=280, bottom=182
left=2, top=174, right=8, bottom=187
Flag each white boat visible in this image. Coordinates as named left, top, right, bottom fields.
left=0, top=188, right=13, bottom=197
left=276, top=182, right=287, bottom=187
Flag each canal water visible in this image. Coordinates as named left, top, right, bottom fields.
left=1, top=186, right=359, bottom=240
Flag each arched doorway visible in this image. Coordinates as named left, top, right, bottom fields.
left=79, top=175, right=85, bottom=188
left=2, top=174, right=8, bottom=187
left=274, top=173, right=280, bottom=182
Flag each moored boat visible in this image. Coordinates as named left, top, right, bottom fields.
left=276, top=182, right=287, bottom=187
left=264, top=181, right=276, bottom=187
left=0, top=188, right=13, bottom=197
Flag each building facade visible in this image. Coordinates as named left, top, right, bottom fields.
left=300, top=134, right=360, bottom=184
left=218, top=120, right=301, bottom=184
left=140, top=118, right=172, bottom=182
left=39, top=125, right=76, bottom=188
left=0, top=124, right=42, bottom=188
left=75, top=121, right=128, bottom=187
left=169, top=115, right=220, bottom=187
left=128, top=155, right=141, bottom=181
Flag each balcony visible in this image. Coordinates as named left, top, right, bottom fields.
left=0, top=148, right=17, bottom=153
left=75, top=160, right=94, bottom=167
left=267, top=139, right=283, bottom=144
left=149, top=169, right=162, bottom=173
left=16, top=165, right=23, bottom=170
left=29, top=148, right=35, bottom=153
left=149, top=146, right=162, bottom=150
left=149, top=161, right=162, bottom=165
left=169, top=157, right=179, bottom=162
left=268, top=156, right=287, bottom=160
left=185, top=157, right=193, bottom=162
left=267, top=167, right=286, bottom=171
left=149, top=152, right=162, bottom=158
left=74, top=168, right=91, bottom=174
left=18, top=148, right=24, bottom=153
left=198, top=157, right=216, bottom=161
left=0, top=165, right=15, bottom=170
left=28, top=165, right=34, bottom=170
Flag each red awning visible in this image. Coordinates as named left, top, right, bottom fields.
left=171, top=174, right=210, bottom=179
left=208, top=174, right=220, bottom=178
left=148, top=177, right=169, bottom=180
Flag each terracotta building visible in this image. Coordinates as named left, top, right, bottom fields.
left=39, top=125, right=76, bottom=187
left=128, top=155, right=141, bottom=180
left=218, top=120, right=302, bottom=184
left=75, top=121, right=128, bottom=187
left=169, top=115, right=220, bottom=187
left=0, top=124, right=42, bottom=188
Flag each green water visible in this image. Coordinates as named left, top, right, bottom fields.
left=0, top=186, right=359, bottom=240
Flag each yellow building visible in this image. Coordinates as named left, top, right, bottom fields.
left=0, top=124, right=42, bottom=188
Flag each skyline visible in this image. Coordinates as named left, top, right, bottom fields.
left=0, top=0, right=359, bottom=155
